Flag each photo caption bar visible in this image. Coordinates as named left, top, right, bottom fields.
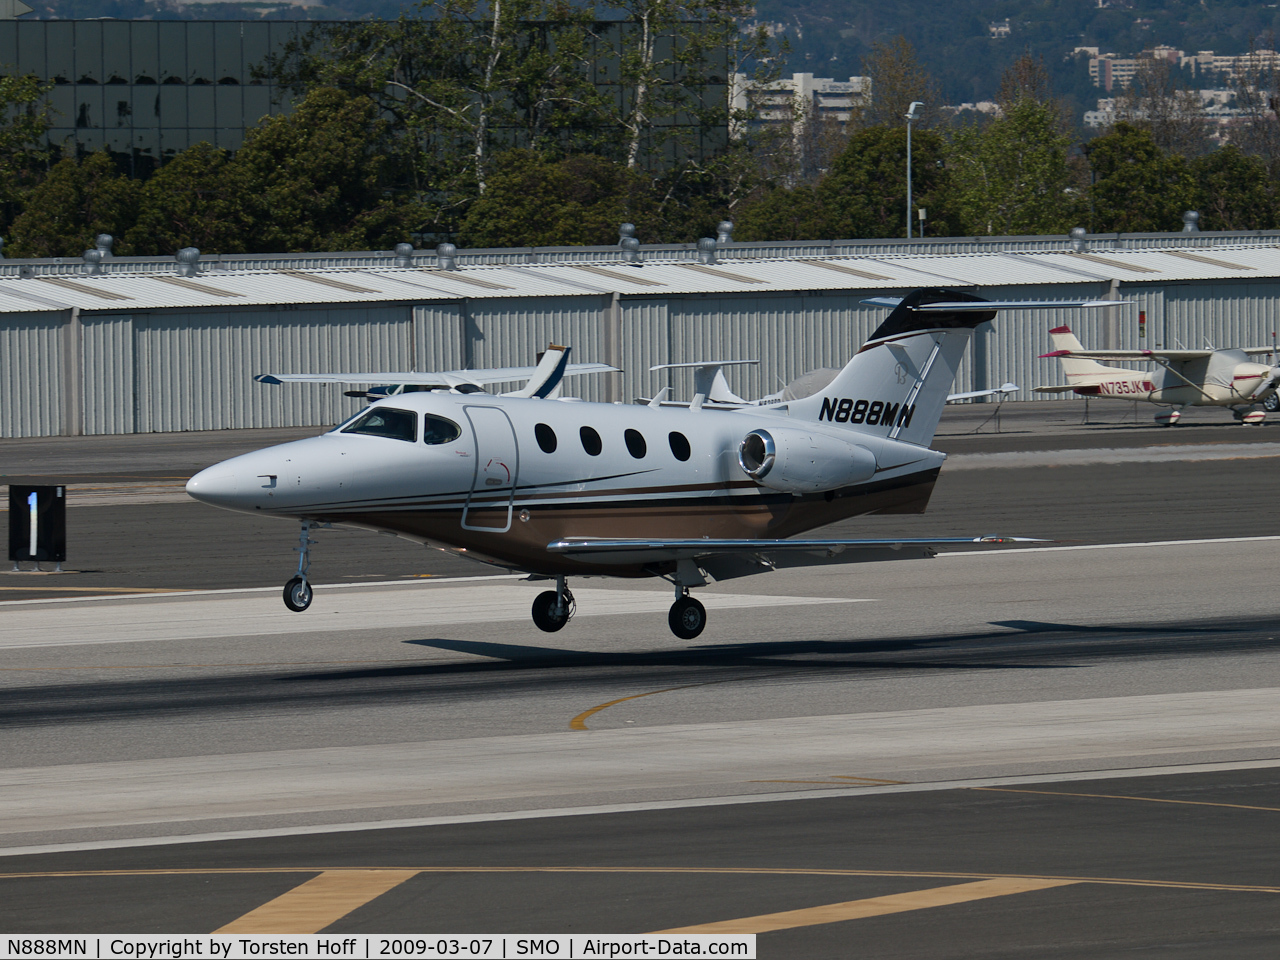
left=0, top=936, right=755, bottom=960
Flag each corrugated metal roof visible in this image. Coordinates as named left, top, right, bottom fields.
left=6, top=243, right=1280, bottom=316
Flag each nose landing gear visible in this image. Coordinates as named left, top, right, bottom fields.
left=532, top=574, right=575, bottom=632
left=282, top=520, right=316, bottom=612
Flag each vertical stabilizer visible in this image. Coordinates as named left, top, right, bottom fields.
left=1046, top=326, right=1115, bottom=377
left=789, top=289, right=994, bottom=447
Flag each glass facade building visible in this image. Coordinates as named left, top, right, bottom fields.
left=0, top=19, right=729, bottom=178
left=0, top=19, right=304, bottom=175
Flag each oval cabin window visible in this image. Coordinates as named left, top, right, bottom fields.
left=668, top=431, right=691, bottom=461
left=624, top=428, right=647, bottom=459
left=535, top=422, right=557, bottom=453
left=580, top=426, right=603, bottom=456
left=423, top=415, right=461, bottom=445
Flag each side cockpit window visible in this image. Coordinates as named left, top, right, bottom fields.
left=423, top=414, right=461, bottom=445
left=340, top=407, right=418, bottom=442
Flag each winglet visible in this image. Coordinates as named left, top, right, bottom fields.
left=507, top=344, right=571, bottom=398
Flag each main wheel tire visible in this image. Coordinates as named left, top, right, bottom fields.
left=1263, top=393, right=1279, bottom=413
left=532, top=590, right=569, bottom=632
left=283, top=576, right=312, bottom=612
left=668, top=596, right=707, bottom=640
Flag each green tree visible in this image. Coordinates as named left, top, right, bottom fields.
left=596, top=0, right=760, bottom=169
left=1191, top=146, right=1278, bottom=231
left=228, top=87, right=423, bottom=254
left=270, top=1, right=607, bottom=205
left=124, top=142, right=248, bottom=256
left=457, top=150, right=659, bottom=247
left=0, top=73, right=54, bottom=235
left=732, top=184, right=835, bottom=241
left=7, top=151, right=139, bottom=258
left=821, top=125, right=956, bottom=239
left=857, top=36, right=940, bottom=130
left=1086, top=122, right=1195, bottom=233
left=949, top=57, right=1083, bottom=236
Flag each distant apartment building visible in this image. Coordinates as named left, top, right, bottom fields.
left=1084, top=89, right=1243, bottom=143
left=1080, top=43, right=1280, bottom=91
left=730, top=72, right=871, bottom=136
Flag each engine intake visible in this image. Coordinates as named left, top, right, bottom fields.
left=738, top=427, right=878, bottom=494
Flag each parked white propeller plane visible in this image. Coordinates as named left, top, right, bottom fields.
left=1035, top=325, right=1280, bottom=425
left=187, top=288, right=1116, bottom=639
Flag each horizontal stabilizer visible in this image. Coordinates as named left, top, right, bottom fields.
left=916, top=299, right=1126, bottom=312
left=948, top=382, right=1019, bottom=402
left=861, top=297, right=1125, bottom=312
left=1031, top=385, right=1080, bottom=394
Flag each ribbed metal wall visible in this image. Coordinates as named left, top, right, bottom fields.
left=9, top=277, right=1280, bottom=439
left=82, top=314, right=134, bottom=435
left=413, top=303, right=467, bottom=374
left=467, top=296, right=611, bottom=402
left=620, top=298, right=670, bottom=403
left=664, top=294, right=883, bottom=402
left=133, top=305, right=411, bottom=433
left=1162, top=282, right=1280, bottom=353
left=0, top=312, right=63, bottom=437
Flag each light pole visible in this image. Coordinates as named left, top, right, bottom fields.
left=905, top=101, right=923, bottom=239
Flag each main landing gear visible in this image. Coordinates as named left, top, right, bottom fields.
left=529, top=576, right=708, bottom=639
left=532, top=575, right=575, bottom=632
left=282, top=520, right=316, bottom=612
left=669, top=587, right=707, bottom=640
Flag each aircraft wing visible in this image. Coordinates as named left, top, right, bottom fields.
left=255, top=364, right=616, bottom=387
left=1031, top=385, right=1080, bottom=394
left=546, top=536, right=1044, bottom=580
left=1040, top=349, right=1212, bottom=361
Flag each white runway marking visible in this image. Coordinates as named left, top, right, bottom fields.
left=0, top=585, right=866, bottom=649
left=4, top=759, right=1275, bottom=860
left=944, top=534, right=1280, bottom=557
left=2, top=689, right=1276, bottom=849
left=946, top=442, right=1280, bottom=470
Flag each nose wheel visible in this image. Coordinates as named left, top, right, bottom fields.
left=669, top=593, right=706, bottom=640
left=283, top=575, right=313, bottom=612
left=282, top=520, right=316, bottom=613
left=532, top=575, right=575, bottom=632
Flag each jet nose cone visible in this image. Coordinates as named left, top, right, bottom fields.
left=186, top=467, right=240, bottom=507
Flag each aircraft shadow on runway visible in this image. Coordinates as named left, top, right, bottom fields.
left=2, top=619, right=1275, bottom=726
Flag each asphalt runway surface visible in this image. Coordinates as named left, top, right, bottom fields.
left=1, top=400, right=1279, bottom=954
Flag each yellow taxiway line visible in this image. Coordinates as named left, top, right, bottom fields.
left=972, top=786, right=1280, bottom=813
left=569, top=684, right=710, bottom=730
left=1, top=866, right=1272, bottom=935
left=654, top=877, right=1079, bottom=934
left=214, top=870, right=419, bottom=934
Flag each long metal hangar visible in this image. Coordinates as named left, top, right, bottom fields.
left=4, top=230, right=1280, bottom=437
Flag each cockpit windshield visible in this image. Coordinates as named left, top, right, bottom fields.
left=340, top=407, right=418, bottom=442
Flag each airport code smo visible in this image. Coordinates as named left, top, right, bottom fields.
left=2, top=938, right=752, bottom=960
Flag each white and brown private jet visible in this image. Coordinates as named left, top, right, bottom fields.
left=188, top=288, right=1116, bottom=639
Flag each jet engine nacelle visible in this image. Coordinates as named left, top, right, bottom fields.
left=737, top=427, right=878, bottom=494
